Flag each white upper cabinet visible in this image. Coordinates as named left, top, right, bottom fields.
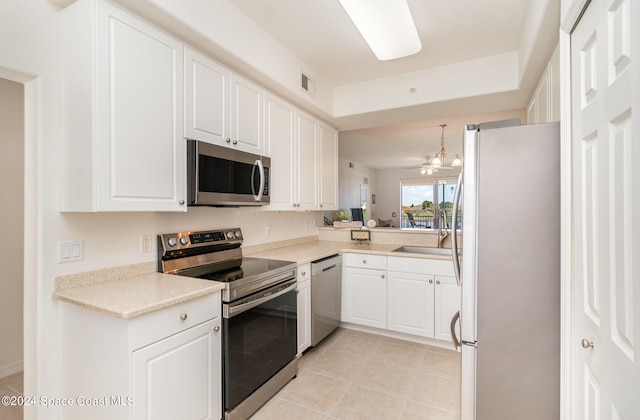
left=318, top=121, right=339, bottom=211
left=296, top=109, right=319, bottom=210
left=264, top=93, right=296, bottom=209
left=527, top=44, right=560, bottom=124
left=184, top=47, right=229, bottom=146
left=230, top=73, right=265, bottom=155
left=60, top=0, right=186, bottom=212
left=184, top=47, right=264, bottom=155
left=265, top=101, right=338, bottom=211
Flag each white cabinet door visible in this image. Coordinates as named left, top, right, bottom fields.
left=133, top=319, right=221, bottom=420
left=388, top=271, right=435, bottom=337
left=184, top=48, right=263, bottom=155
left=434, top=275, right=461, bottom=342
left=263, top=95, right=338, bottom=212
left=296, top=109, right=318, bottom=210
left=60, top=0, right=185, bottom=212
left=184, top=46, right=229, bottom=146
left=264, top=93, right=297, bottom=210
left=297, top=278, right=311, bottom=355
left=343, top=267, right=387, bottom=329
left=230, top=73, right=264, bottom=155
left=318, top=122, right=338, bottom=211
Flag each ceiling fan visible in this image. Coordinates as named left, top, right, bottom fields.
left=407, top=157, right=453, bottom=175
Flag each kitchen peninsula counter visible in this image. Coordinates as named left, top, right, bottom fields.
left=244, top=236, right=454, bottom=265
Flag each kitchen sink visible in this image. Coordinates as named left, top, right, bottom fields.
left=391, top=246, right=453, bottom=256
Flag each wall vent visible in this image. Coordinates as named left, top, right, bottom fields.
left=300, top=72, right=315, bottom=97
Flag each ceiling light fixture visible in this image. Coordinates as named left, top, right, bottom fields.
left=338, top=0, right=422, bottom=61
left=432, top=124, right=462, bottom=167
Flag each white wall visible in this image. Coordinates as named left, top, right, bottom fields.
left=337, top=157, right=376, bottom=220
left=0, top=77, right=24, bottom=378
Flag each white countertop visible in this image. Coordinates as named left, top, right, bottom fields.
left=245, top=240, right=452, bottom=265
left=53, top=240, right=451, bottom=319
left=53, top=262, right=224, bottom=319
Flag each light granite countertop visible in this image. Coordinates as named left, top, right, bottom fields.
left=53, top=238, right=451, bottom=319
left=245, top=240, right=452, bottom=265
left=53, top=262, right=224, bottom=319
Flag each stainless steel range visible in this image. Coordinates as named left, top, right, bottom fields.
left=158, top=228, right=298, bottom=420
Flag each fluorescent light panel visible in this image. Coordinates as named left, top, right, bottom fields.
left=339, top=0, right=422, bottom=61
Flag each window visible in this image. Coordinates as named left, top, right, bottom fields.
left=400, top=178, right=458, bottom=229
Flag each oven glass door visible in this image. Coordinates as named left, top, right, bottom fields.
left=223, top=283, right=297, bottom=411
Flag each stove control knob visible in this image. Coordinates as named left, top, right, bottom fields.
left=180, top=237, right=189, bottom=246
left=226, top=231, right=234, bottom=239
left=167, top=237, right=177, bottom=247
left=234, top=231, right=242, bottom=239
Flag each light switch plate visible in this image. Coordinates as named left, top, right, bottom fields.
left=58, top=240, right=83, bottom=263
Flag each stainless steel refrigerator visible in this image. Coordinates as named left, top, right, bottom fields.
left=450, top=121, right=561, bottom=420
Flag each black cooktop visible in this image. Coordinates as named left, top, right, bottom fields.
left=197, top=257, right=295, bottom=283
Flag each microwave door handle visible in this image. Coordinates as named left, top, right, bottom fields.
left=253, top=159, right=265, bottom=201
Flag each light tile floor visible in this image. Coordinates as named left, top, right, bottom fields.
left=0, top=371, right=24, bottom=420
left=0, top=329, right=461, bottom=420
left=251, top=328, right=461, bottom=420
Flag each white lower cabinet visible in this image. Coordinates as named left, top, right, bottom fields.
left=434, top=275, right=461, bottom=341
left=387, top=271, right=435, bottom=337
left=342, top=253, right=460, bottom=343
left=133, top=319, right=219, bottom=420
left=60, top=292, right=222, bottom=420
left=343, top=254, right=387, bottom=329
left=297, top=263, right=312, bottom=355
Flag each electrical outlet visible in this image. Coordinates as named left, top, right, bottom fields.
left=265, top=223, right=272, bottom=237
left=141, top=235, right=153, bottom=253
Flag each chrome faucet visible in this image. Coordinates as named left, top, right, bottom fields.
left=438, top=209, right=449, bottom=248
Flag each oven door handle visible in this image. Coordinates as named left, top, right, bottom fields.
left=224, top=280, right=297, bottom=318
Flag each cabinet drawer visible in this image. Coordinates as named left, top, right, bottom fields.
left=297, top=263, right=311, bottom=282
left=132, top=292, right=220, bottom=350
left=387, top=256, right=455, bottom=276
left=345, top=253, right=386, bottom=270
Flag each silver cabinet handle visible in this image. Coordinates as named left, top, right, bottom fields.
left=363, top=260, right=367, bottom=264
left=581, top=339, right=594, bottom=349
left=451, top=172, right=462, bottom=286
left=450, top=310, right=461, bottom=352
left=381, top=274, right=385, bottom=279
left=225, top=138, right=231, bottom=143
left=178, top=199, right=185, bottom=205
left=436, top=279, right=441, bottom=285
left=232, top=139, right=238, bottom=145
left=213, top=326, right=220, bottom=332
left=428, top=279, right=433, bottom=284
left=179, top=313, right=188, bottom=321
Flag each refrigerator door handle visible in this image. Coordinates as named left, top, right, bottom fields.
left=450, top=310, right=461, bottom=352
left=451, top=172, right=463, bottom=286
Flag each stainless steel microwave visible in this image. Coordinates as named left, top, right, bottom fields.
left=187, top=140, right=270, bottom=206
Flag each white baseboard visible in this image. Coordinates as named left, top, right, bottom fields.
left=339, top=322, right=456, bottom=352
left=0, top=359, right=23, bottom=379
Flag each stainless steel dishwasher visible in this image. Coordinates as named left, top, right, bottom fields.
left=310, top=254, right=342, bottom=346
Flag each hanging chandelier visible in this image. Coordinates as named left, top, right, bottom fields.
left=431, top=124, right=461, bottom=168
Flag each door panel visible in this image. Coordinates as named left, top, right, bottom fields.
left=570, top=0, right=640, bottom=417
